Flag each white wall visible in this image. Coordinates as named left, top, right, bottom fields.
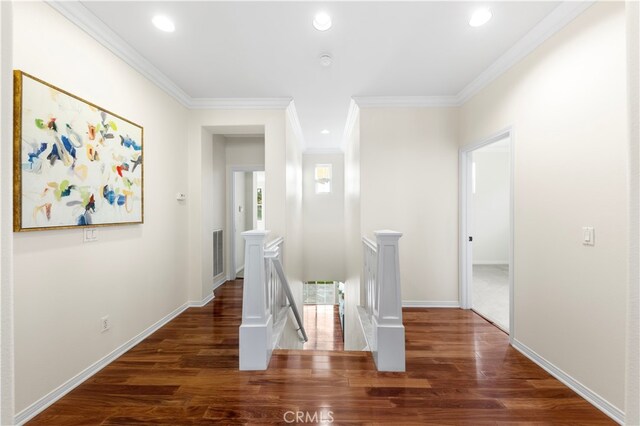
left=226, top=137, right=265, bottom=166
left=359, top=107, right=460, bottom=304
left=284, top=106, right=304, bottom=298
left=12, top=1, right=189, bottom=415
left=302, top=153, right=345, bottom=281
left=0, top=2, right=14, bottom=424
left=187, top=110, right=284, bottom=302
left=460, top=1, right=627, bottom=415
left=626, top=0, right=640, bottom=423
left=225, top=137, right=265, bottom=278
left=231, top=171, right=256, bottom=273
left=234, top=172, right=247, bottom=272
left=201, top=135, right=265, bottom=284
left=343, top=106, right=366, bottom=350
left=472, top=146, right=510, bottom=265
left=201, top=133, right=225, bottom=289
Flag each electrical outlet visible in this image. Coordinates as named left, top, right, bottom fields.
left=101, top=315, right=110, bottom=333
left=84, top=228, right=97, bottom=243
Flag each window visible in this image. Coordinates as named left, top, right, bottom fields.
left=315, top=164, right=332, bottom=194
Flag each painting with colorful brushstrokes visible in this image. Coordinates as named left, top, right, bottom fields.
left=13, top=71, right=143, bottom=231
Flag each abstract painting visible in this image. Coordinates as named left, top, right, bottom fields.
left=13, top=71, right=144, bottom=231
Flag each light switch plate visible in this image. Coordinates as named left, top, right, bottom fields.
left=582, top=227, right=594, bottom=246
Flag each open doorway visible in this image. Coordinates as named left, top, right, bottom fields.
left=232, top=169, right=265, bottom=279
left=460, top=130, right=513, bottom=335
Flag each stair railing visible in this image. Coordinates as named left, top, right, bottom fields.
left=239, top=230, right=307, bottom=370
left=264, top=240, right=308, bottom=343
left=359, top=230, right=405, bottom=372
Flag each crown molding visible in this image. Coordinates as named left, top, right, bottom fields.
left=285, top=100, right=306, bottom=150
left=456, top=1, right=595, bottom=104
left=352, top=96, right=459, bottom=108
left=48, top=0, right=595, bottom=149
left=46, top=1, right=193, bottom=108
left=46, top=1, right=294, bottom=111
left=188, top=97, right=293, bottom=110
left=353, top=1, right=594, bottom=109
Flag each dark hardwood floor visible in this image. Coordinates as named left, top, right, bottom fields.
left=302, top=304, right=344, bottom=351
left=28, top=280, right=614, bottom=425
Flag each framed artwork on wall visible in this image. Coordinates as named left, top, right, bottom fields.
left=13, top=71, right=144, bottom=231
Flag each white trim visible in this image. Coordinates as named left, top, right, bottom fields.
left=48, top=0, right=593, bottom=115
left=459, top=128, right=514, bottom=344
left=473, top=261, right=509, bottom=266
left=457, top=1, right=595, bottom=104
left=46, top=1, right=192, bottom=107
left=14, top=286, right=221, bottom=425
left=352, top=3, right=594, bottom=109
left=353, top=96, right=459, bottom=108
left=15, top=301, right=188, bottom=425
left=46, top=2, right=295, bottom=111
left=512, top=339, right=624, bottom=425
left=189, top=97, right=292, bottom=110
left=402, top=301, right=460, bottom=308
left=189, top=291, right=216, bottom=308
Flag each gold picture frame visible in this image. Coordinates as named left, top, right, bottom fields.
left=13, top=71, right=144, bottom=231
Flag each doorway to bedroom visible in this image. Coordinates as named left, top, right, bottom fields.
left=461, top=131, right=513, bottom=334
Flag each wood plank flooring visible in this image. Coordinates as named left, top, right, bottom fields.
left=28, top=280, right=614, bottom=425
left=302, top=305, right=344, bottom=351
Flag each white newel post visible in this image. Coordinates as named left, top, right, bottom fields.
left=239, top=230, right=273, bottom=370
left=372, top=230, right=405, bottom=372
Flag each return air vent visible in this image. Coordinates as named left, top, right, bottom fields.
left=213, top=229, right=223, bottom=277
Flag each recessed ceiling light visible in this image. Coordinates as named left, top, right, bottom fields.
left=321, top=129, right=330, bottom=135
left=152, top=15, right=175, bottom=33
left=469, top=8, right=492, bottom=27
left=313, top=12, right=332, bottom=31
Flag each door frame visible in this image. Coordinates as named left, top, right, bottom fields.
left=459, top=127, right=514, bottom=341
left=229, top=165, right=264, bottom=280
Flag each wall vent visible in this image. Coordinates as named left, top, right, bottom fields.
left=213, top=229, right=223, bottom=277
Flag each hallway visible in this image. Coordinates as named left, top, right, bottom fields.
left=28, top=281, right=613, bottom=425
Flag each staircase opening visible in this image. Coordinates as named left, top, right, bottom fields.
left=302, top=281, right=345, bottom=351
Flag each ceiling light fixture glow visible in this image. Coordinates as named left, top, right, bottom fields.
left=152, top=15, right=175, bottom=32
left=321, top=129, right=330, bottom=135
left=469, top=8, right=492, bottom=27
left=313, top=12, right=332, bottom=31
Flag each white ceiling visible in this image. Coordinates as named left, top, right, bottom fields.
left=78, top=1, right=562, bottom=151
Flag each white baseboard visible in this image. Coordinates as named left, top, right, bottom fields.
left=189, top=291, right=215, bottom=308
left=473, top=261, right=509, bottom=265
left=213, top=275, right=228, bottom=290
left=402, top=300, right=460, bottom=308
left=14, top=285, right=225, bottom=425
left=511, top=339, right=624, bottom=425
